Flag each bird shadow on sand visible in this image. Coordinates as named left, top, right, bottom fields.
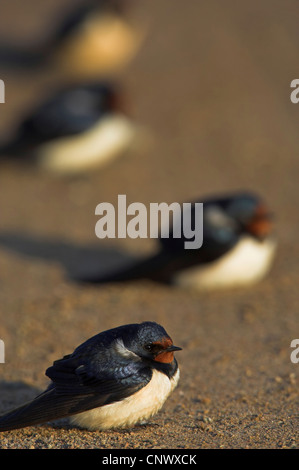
left=0, top=231, right=140, bottom=282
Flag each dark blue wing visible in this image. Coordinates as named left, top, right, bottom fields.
left=0, top=348, right=151, bottom=432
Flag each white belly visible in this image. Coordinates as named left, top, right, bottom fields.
left=173, top=237, right=276, bottom=290
left=55, top=13, right=145, bottom=79
left=70, top=368, right=180, bottom=431
left=36, top=114, right=135, bottom=174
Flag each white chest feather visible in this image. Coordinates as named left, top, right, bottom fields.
left=70, top=368, right=180, bottom=431
left=36, top=114, right=135, bottom=174
left=174, top=237, right=276, bottom=290
left=55, top=13, right=144, bottom=78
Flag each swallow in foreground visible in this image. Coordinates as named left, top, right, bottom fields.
left=0, top=322, right=181, bottom=432
left=79, top=191, right=276, bottom=290
left=0, top=82, right=136, bottom=174
left=0, top=1, right=144, bottom=78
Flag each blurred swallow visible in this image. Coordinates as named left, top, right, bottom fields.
left=79, top=191, right=276, bottom=289
left=0, top=322, right=181, bottom=432
left=0, top=82, right=136, bottom=174
left=0, top=1, right=144, bottom=77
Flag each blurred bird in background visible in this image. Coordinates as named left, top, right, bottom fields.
left=0, top=82, right=137, bottom=174
left=0, top=0, right=145, bottom=79
left=78, top=191, right=277, bottom=290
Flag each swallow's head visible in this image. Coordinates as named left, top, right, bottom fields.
left=202, top=191, right=273, bottom=249
left=27, top=83, right=125, bottom=142
left=60, top=83, right=124, bottom=119
left=225, top=193, right=273, bottom=241
left=121, top=322, right=182, bottom=365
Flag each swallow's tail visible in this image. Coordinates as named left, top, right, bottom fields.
left=0, top=388, right=70, bottom=432
left=0, top=132, right=34, bottom=160
left=75, top=250, right=176, bottom=285
left=0, top=44, right=44, bottom=69
left=0, top=139, right=23, bottom=158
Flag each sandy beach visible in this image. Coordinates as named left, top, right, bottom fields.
left=0, top=0, right=298, bottom=449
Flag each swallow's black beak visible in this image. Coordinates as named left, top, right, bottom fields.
left=153, top=342, right=182, bottom=363
left=167, top=345, right=182, bottom=352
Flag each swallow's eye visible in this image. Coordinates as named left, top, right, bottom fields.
left=144, top=343, right=154, bottom=352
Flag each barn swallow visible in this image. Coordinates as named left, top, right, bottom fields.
left=0, top=82, right=136, bottom=174
left=0, top=1, right=144, bottom=77
left=0, top=322, right=181, bottom=432
left=79, top=191, right=276, bottom=289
